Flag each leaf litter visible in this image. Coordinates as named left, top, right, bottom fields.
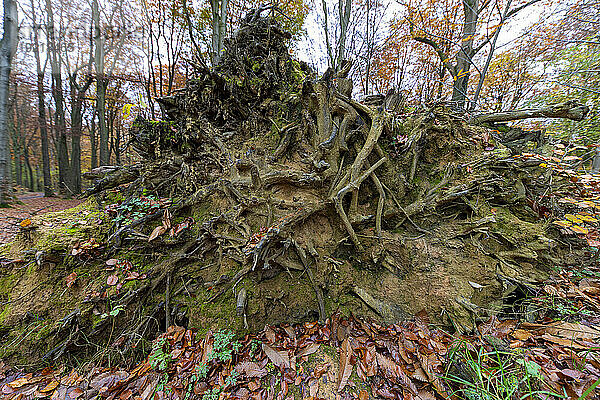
left=2, top=300, right=600, bottom=399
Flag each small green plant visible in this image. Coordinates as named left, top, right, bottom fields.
left=113, top=195, right=162, bottom=225
left=149, top=338, right=170, bottom=371
left=208, top=329, right=240, bottom=362
left=536, top=295, right=593, bottom=321
left=156, top=372, right=169, bottom=394
left=195, top=362, right=208, bottom=379
left=100, top=305, right=125, bottom=320
left=202, top=387, right=221, bottom=400
left=185, top=363, right=209, bottom=400
left=265, top=361, right=275, bottom=373
left=443, top=340, right=566, bottom=400
left=250, top=338, right=259, bottom=358
left=225, top=370, right=239, bottom=387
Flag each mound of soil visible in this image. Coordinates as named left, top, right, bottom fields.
left=0, top=14, right=584, bottom=367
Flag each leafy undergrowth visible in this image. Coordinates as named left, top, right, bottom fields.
left=1, top=299, right=600, bottom=400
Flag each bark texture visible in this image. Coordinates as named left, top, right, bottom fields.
left=470, top=100, right=590, bottom=124
left=0, top=0, right=18, bottom=204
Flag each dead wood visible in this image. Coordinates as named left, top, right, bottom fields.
left=469, top=100, right=590, bottom=125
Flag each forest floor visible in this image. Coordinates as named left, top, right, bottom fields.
left=0, top=191, right=82, bottom=244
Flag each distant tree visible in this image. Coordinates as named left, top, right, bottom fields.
left=45, top=0, right=70, bottom=193
left=408, top=0, right=542, bottom=109
left=28, top=0, right=53, bottom=197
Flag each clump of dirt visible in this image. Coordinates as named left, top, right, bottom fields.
left=0, top=13, right=586, bottom=367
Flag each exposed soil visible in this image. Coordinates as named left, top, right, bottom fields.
left=0, top=14, right=590, bottom=373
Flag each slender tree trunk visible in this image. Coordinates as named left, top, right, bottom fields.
left=451, top=0, right=478, bottom=108
left=24, top=147, right=34, bottom=191
left=471, top=0, right=513, bottom=110
left=11, top=126, right=22, bottom=188
left=115, top=121, right=121, bottom=165
left=592, top=148, right=600, bottom=174
left=210, top=0, right=229, bottom=65
left=70, top=92, right=84, bottom=193
left=93, top=0, right=109, bottom=166
left=46, top=0, right=69, bottom=194
left=11, top=93, right=22, bottom=188
left=31, top=0, right=53, bottom=196
left=337, top=0, right=352, bottom=70
left=90, top=112, right=98, bottom=169
left=0, top=0, right=18, bottom=204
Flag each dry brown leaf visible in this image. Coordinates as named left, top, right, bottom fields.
left=7, top=375, right=32, bottom=389
left=148, top=225, right=167, bottom=242
left=66, top=272, right=77, bottom=288
left=296, top=343, right=320, bottom=358
left=262, top=343, right=290, bottom=369
left=40, top=380, right=59, bottom=392
left=512, top=329, right=533, bottom=341
left=264, top=326, right=276, bottom=343
left=235, top=361, right=268, bottom=378
left=107, top=275, right=118, bottom=286
left=68, top=387, right=84, bottom=399
left=376, top=353, right=417, bottom=395
left=541, top=333, right=590, bottom=350
left=337, top=338, right=353, bottom=392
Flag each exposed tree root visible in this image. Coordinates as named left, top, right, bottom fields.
left=3, top=14, right=589, bottom=367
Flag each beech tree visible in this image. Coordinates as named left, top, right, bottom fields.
left=211, top=0, right=229, bottom=65
left=28, top=0, right=53, bottom=197
left=408, top=0, right=542, bottom=109
left=0, top=0, right=18, bottom=204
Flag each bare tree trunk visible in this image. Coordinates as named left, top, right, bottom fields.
left=451, top=0, right=478, bottom=108
left=0, top=0, right=18, bottom=204
left=592, top=148, right=600, bottom=173
left=93, top=0, right=109, bottom=166
left=115, top=121, right=121, bottom=165
left=10, top=114, right=22, bottom=188
left=90, top=112, right=98, bottom=169
left=31, top=2, right=53, bottom=197
left=337, top=0, right=352, bottom=70
left=24, top=146, right=34, bottom=191
left=70, top=84, right=90, bottom=194
left=471, top=0, right=513, bottom=109
left=210, top=0, right=229, bottom=65
left=11, top=85, right=22, bottom=188
left=46, top=0, right=69, bottom=194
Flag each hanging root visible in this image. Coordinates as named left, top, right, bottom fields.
left=332, top=157, right=387, bottom=249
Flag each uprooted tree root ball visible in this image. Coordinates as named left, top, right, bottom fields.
left=0, top=16, right=590, bottom=367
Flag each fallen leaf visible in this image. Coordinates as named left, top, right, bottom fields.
left=571, top=225, right=589, bottom=235
left=66, top=272, right=77, bottom=288
left=296, top=343, right=320, bottom=358
left=107, top=275, right=118, bottom=286
left=337, top=338, right=353, bottom=392
left=262, top=343, right=290, bottom=369
left=235, top=362, right=267, bottom=378
left=148, top=225, right=167, bottom=242
left=40, top=380, right=59, bottom=393
left=7, top=376, right=31, bottom=389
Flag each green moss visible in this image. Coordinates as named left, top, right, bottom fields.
left=0, top=303, right=11, bottom=324
left=25, top=198, right=106, bottom=254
